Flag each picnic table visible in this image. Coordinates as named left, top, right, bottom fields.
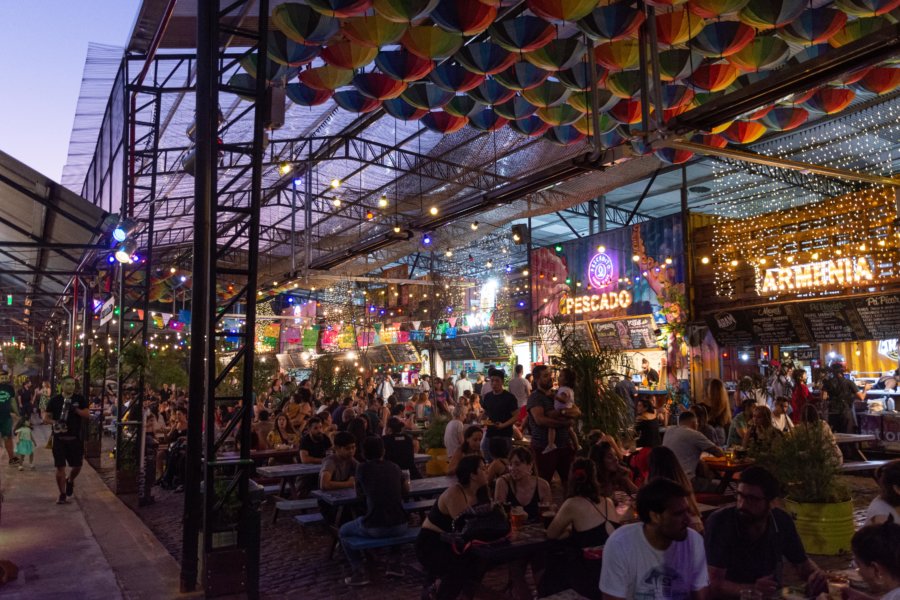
left=833, top=433, right=878, bottom=461
left=701, top=456, right=755, bottom=494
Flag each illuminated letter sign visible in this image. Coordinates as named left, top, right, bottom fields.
left=587, top=252, right=615, bottom=289
left=759, top=257, right=875, bottom=295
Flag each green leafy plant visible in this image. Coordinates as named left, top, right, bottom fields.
left=422, top=416, right=449, bottom=450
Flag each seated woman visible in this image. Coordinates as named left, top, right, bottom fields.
left=590, top=441, right=638, bottom=499
left=647, top=446, right=704, bottom=533
left=866, top=459, right=900, bottom=525
left=486, top=436, right=511, bottom=484
left=544, top=458, right=623, bottom=600
left=447, top=425, right=483, bottom=475
left=416, top=456, right=491, bottom=600
left=494, top=447, right=552, bottom=521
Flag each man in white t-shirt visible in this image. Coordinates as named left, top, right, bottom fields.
left=662, top=411, right=723, bottom=483
left=508, top=364, right=532, bottom=409
left=600, top=478, right=710, bottom=600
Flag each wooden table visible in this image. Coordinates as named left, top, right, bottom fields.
left=701, top=457, right=754, bottom=494
left=834, top=433, right=878, bottom=461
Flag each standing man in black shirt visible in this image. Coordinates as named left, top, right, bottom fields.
left=481, top=368, right=519, bottom=461
left=43, top=376, right=90, bottom=504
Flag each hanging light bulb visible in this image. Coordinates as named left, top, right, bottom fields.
left=378, top=194, right=388, bottom=208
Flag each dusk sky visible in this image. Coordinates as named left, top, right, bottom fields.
left=0, top=1, right=141, bottom=181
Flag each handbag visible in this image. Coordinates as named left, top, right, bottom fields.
left=444, top=503, right=512, bottom=554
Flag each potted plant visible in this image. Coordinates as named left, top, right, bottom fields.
left=422, top=416, right=449, bottom=476
left=751, top=423, right=853, bottom=555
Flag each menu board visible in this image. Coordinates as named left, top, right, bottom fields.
left=466, top=331, right=511, bottom=360
left=590, top=316, right=658, bottom=350
left=435, top=336, right=475, bottom=361
left=364, top=345, right=394, bottom=365
left=388, top=343, right=421, bottom=364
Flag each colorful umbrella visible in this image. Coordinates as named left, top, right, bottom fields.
left=307, top=0, right=372, bottom=18
left=268, top=31, right=321, bottom=67
left=605, top=70, right=642, bottom=98
left=659, top=84, right=695, bottom=110
left=527, top=0, right=600, bottom=23
left=298, top=65, right=354, bottom=90
left=489, top=16, right=556, bottom=53
left=521, top=80, right=573, bottom=107
left=341, top=14, right=408, bottom=47
left=322, top=42, right=379, bottom=70
left=401, top=26, right=463, bottom=59
left=692, top=21, right=756, bottom=58
left=687, top=61, right=740, bottom=92
left=467, top=107, right=509, bottom=131
left=655, top=9, right=705, bottom=47
left=566, top=89, right=618, bottom=113
left=354, top=72, right=408, bottom=100
left=455, top=42, right=516, bottom=75
left=779, top=8, right=847, bottom=46
left=373, top=0, right=440, bottom=22
left=726, top=35, right=791, bottom=71
left=576, top=4, right=644, bottom=43
left=494, top=62, right=551, bottom=90
left=375, top=49, right=434, bottom=82
left=802, top=87, right=856, bottom=114
left=608, top=99, right=644, bottom=124
left=688, top=0, right=749, bottom=19
left=429, top=61, right=486, bottom=91
left=593, top=40, right=640, bottom=72
left=543, top=125, right=586, bottom=145
left=493, top=95, right=540, bottom=119
left=272, top=3, right=340, bottom=45
left=829, top=17, right=888, bottom=47
left=431, top=0, right=497, bottom=35
left=467, top=78, right=518, bottom=104
left=286, top=82, right=334, bottom=106
left=721, top=120, right=767, bottom=143
left=853, top=67, right=900, bottom=95
left=508, top=115, right=553, bottom=136
left=738, top=0, right=805, bottom=29
left=382, top=97, right=429, bottom=120
left=524, top=37, right=588, bottom=72
left=689, top=132, right=729, bottom=148
left=654, top=147, right=694, bottom=164
left=402, top=82, right=455, bottom=109
left=834, top=0, right=900, bottom=17
left=658, top=48, right=704, bottom=81
left=557, top=62, right=607, bottom=91
left=444, top=95, right=484, bottom=117
left=333, top=89, right=383, bottom=113
left=536, top=104, right=583, bottom=125
left=420, top=110, right=468, bottom=134
left=760, top=106, right=809, bottom=131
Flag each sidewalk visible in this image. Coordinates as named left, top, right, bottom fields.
left=0, top=423, right=190, bottom=599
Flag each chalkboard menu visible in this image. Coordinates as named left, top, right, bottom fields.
left=590, top=316, right=658, bottom=350
left=706, top=293, right=900, bottom=345
left=389, top=343, right=421, bottom=364
left=364, top=345, right=394, bottom=365
left=467, top=332, right=512, bottom=360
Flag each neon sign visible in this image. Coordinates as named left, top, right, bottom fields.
left=562, top=290, right=633, bottom=315
left=759, top=256, right=875, bottom=295
left=587, top=252, right=615, bottom=289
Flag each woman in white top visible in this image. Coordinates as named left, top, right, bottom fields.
left=866, top=460, right=900, bottom=526
left=840, top=519, right=900, bottom=600
left=443, top=404, right=467, bottom=457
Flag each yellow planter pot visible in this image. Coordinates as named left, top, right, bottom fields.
left=426, top=448, right=448, bottom=476
left=784, top=499, right=854, bottom=556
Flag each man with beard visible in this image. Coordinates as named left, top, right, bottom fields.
left=704, top=466, right=827, bottom=598
left=601, top=478, right=709, bottom=599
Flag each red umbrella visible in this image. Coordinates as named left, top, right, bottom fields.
left=721, top=120, right=767, bottom=144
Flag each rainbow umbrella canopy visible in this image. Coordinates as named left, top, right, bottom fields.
left=468, top=107, right=509, bottom=131
left=286, top=82, right=334, bottom=106
left=760, top=106, right=809, bottom=131
left=524, top=37, right=588, bottom=71
left=420, top=110, right=468, bottom=133
left=521, top=80, right=572, bottom=107
left=268, top=31, right=321, bottom=67
left=468, top=78, right=518, bottom=104
left=557, top=62, right=607, bottom=91
left=692, top=21, right=756, bottom=58
left=802, top=86, right=855, bottom=113
left=273, top=3, right=341, bottom=45
left=688, top=0, right=749, bottom=18
left=834, top=0, right=900, bottom=16
left=401, top=26, right=463, bottom=59
left=307, top=0, right=372, bottom=18
left=493, top=95, right=539, bottom=119
left=594, top=40, right=640, bottom=71
left=341, top=14, right=407, bottom=47
left=373, top=0, right=439, bottom=22
left=322, top=41, right=379, bottom=70
left=658, top=48, right=704, bottom=81
left=508, top=115, right=552, bottom=136
left=543, top=125, right=586, bottom=146
left=375, top=49, right=434, bottom=82
left=444, top=94, right=484, bottom=117
left=727, top=35, right=791, bottom=72
left=655, top=9, right=705, bottom=47
left=430, top=61, right=486, bottom=91
left=382, top=97, right=429, bottom=120
left=354, top=72, right=408, bottom=99
left=431, top=0, right=497, bottom=35
left=779, top=8, right=847, bottom=45
left=738, top=0, right=805, bottom=29
left=526, top=0, right=600, bottom=23
left=687, top=61, right=740, bottom=92
left=402, top=82, right=455, bottom=109
left=299, top=65, right=354, bottom=90
left=721, top=120, right=767, bottom=143
left=456, top=42, right=516, bottom=75
left=333, top=89, right=382, bottom=113
left=576, top=4, right=644, bottom=43
left=494, top=62, right=551, bottom=90
left=489, top=16, right=556, bottom=53
left=829, top=17, right=888, bottom=47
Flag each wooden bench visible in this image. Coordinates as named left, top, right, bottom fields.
left=273, top=497, right=319, bottom=523
left=341, top=527, right=421, bottom=552
left=840, top=460, right=890, bottom=474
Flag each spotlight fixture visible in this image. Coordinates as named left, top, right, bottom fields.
left=378, top=194, right=388, bottom=208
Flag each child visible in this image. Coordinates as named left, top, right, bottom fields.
left=14, top=418, right=34, bottom=471
left=544, top=368, right=580, bottom=454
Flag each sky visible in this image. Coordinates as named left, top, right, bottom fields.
left=0, top=0, right=141, bottom=181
